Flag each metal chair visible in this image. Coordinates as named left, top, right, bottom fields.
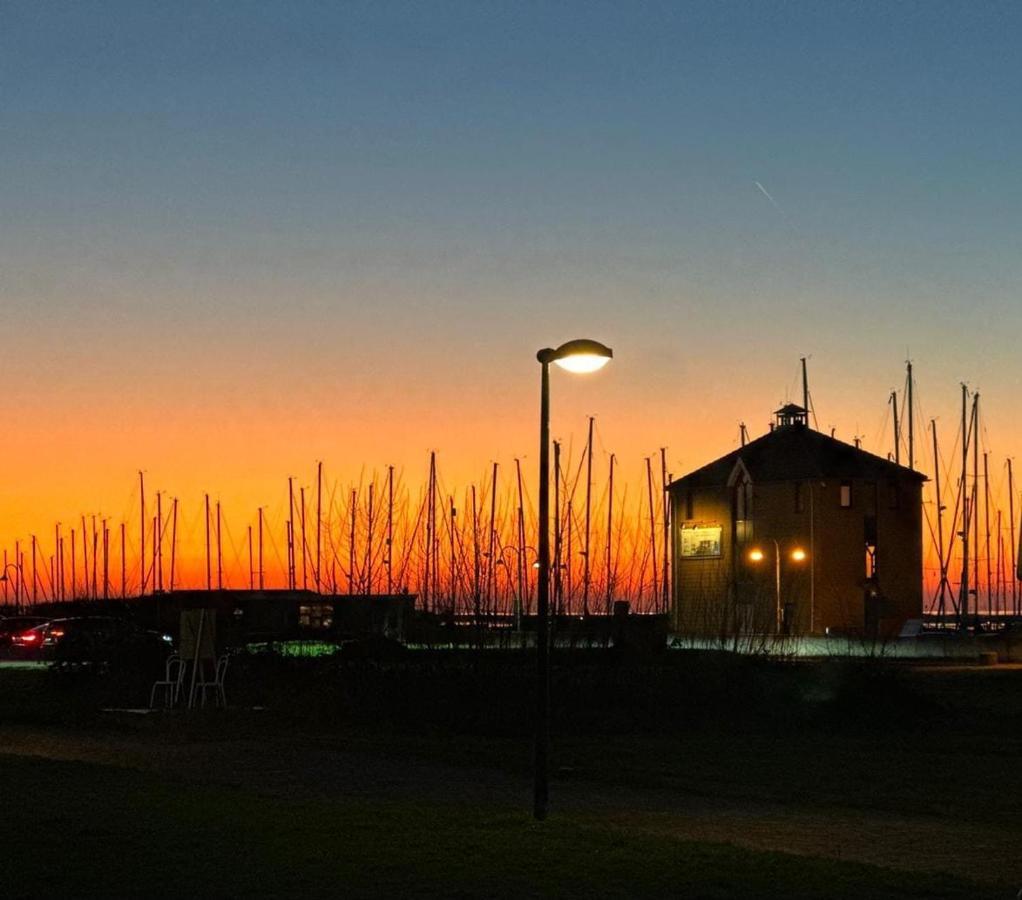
left=194, top=653, right=229, bottom=708
left=149, top=654, right=184, bottom=709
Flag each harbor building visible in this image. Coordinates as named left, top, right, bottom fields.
left=667, top=404, right=925, bottom=638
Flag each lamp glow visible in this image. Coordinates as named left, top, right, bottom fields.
left=547, top=338, right=613, bottom=374
left=791, top=548, right=807, bottom=562
left=748, top=548, right=765, bottom=562
left=553, top=354, right=611, bottom=374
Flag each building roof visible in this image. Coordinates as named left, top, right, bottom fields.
left=774, top=403, right=807, bottom=417
left=668, top=424, right=927, bottom=491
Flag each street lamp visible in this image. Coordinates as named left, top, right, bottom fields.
left=1, top=563, right=22, bottom=611
left=534, top=338, right=613, bottom=821
left=748, top=541, right=807, bottom=633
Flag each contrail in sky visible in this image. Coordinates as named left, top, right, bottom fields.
left=754, top=180, right=783, bottom=214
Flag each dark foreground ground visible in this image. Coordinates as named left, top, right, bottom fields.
left=0, top=651, right=1020, bottom=898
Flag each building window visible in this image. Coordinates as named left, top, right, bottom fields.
left=794, top=482, right=804, bottom=513
left=299, top=604, right=333, bottom=630
left=840, top=481, right=852, bottom=508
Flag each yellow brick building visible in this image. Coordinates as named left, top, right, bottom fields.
left=667, top=405, right=925, bottom=638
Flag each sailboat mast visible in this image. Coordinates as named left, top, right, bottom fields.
left=471, top=484, right=480, bottom=619
left=996, top=509, right=1004, bottom=616
left=31, top=535, right=37, bottom=604
left=890, top=391, right=900, bottom=465
left=368, top=482, right=376, bottom=595
left=152, top=516, right=157, bottom=593
left=120, top=522, right=126, bottom=599
left=553, top=442, right=562, bottom=617
left=300, top=487, right=308, bottom=590
left=984, top=451, right=993, bottom=617
left=423, top=455, right=435, bottom=612
left=167, top=498, right=177, bottom=588
left=349, top=489, right=357, bottom=595
left=424, top=458, right=433, bottom=611
left=81, top=516, right=88, bottom=599
left=139, top=471, right=146, bottom=594
left=316, top=461, right=323, bottom=592
left=932, top=420, right=948, bottom=619
left=566, top=499, right=573, bottom=612
left=646, top=455, right=658, bottom=611
left=91, top=516, right=98, bottom=599
left=448, top=495, right=456, bottom=614
left=102, top=521, right=109, bottom=599
left=205, top=493, right=212, bottom=591
left=515, top=457, right=526, bottom=623
left=156, top=492, right=163, bottom=593
left=216, top=501, right=223, bottom=590
left=387, top=465, right=394, bottom=595
left=959, top=384, right=970, bottom=624
left=1009, top=458, right=1018, bottom=616
left=257, top=507, right=264, bottom=591
left=288, top=478, right=296, bottom=590
left=801, top=356, right=809, bottom=418
left=605, top=452, right=615, bottom=615
left=972, top=394, right=980, bottom=616
left=487, top=462, right=497, bottom=617
left=583, top=416, right=595, bottom=616
left=169, top=498, right=178, bottom=592
left=661, top=447, right=669, bottom=614
left=907, top=360, right=915, bottom=470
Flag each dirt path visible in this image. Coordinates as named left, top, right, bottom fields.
left=1, top=723, right=1018, bottom=889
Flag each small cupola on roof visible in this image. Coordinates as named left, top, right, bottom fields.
left=774, top=403, right=807, bottom=428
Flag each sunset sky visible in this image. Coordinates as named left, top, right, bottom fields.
left=2, top=2, right=1020, bottom=588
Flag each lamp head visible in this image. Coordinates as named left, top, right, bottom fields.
left=538, top=338, right=613, bottom=373
left=790, top=548, right=807, bottom=562
left=748, top=548, right=765, bottom=563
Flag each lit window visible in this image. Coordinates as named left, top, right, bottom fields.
left=840, top=481, right=852, bottom=508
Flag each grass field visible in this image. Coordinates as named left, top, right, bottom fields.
left=1, top=654, right=1020, bottom=898
left=0, top=753, right=1008, bottom=900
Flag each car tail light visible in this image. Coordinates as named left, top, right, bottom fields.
left=14, top=631, right=39, bottom=644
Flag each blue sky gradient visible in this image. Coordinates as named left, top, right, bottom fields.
left=1, top=1, right=1019, bottom=528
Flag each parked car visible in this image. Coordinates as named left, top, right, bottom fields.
left=18, top=617, right=173, bottom=671
left=0, top=617, right=50, bottom=657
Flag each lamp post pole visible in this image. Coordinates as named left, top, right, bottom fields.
left=1, top=563, right=21, bottom=612
left=532, top=338, right=612, bottom=822
left=772, top=539, right=782, bottom=632
left=749, top=542, right=806, bottom=635
left=535, top=350, right=553, bottom=821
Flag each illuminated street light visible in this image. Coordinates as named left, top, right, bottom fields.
left=534, top=337, right=613, bottom=822
left=549, top=339, right=613, bottom=374
left=0, top=563, right=22, bottom=611
left=747, top=540, right=808, bottom=632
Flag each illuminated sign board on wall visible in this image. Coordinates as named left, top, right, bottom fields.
left=680, top=524, right=723, bottom=559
